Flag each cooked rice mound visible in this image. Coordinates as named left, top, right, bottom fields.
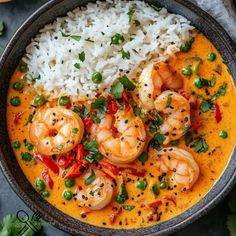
left=23, top=0, right=194, bottom=101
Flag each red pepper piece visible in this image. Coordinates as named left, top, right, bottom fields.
left=35, top=154, right=59, bottom=175
left=83, top=117, right=93, bottom=132
left=148, top=200, right=162, bottom=208
left=76, top=144, right=89, bottom=164
left=214, top=103, right=222, bottom=123
left=122, top=91, right=130, bottom=102
left=179, top=90, right=198, bottom=109
left=65, top=163, right=83, bottom=179
left=42, top=168, right=54, bottom=189
left=108, top=100, right=118, bottom=115
left=110, top=207, right=122, bottom=224
left=163, top=196, right=176, bottom=206
left=13, top=111, right=24, bottom=125
left=57, top=156, right=72, bottom=169
left=120, top=167, right=146, bottom=177
left=98, top=160, right=120, bottom=175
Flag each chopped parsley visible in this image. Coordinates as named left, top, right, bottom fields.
left=74, top=63, right=81, bottom=69
left=127, top=9, right=135, bottom=22
left=73, top=105, right=89, bottom=118
left=79, top=51, right=85, bottom=62
left=110, top=81, right=124, bottom=99
left=120, top=48, right=130, bottom=59
left=119, top=75, right=136, bottom=90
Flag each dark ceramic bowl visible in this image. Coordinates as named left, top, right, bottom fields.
left=0, top=0, right=236, bottom=235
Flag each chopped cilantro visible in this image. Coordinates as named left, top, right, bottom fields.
left=79, top=51, right=85, bottom=62
left=194, top=137, right=208, bottom=153
left=74, top=63, right=80, bottom=69
left=119, top=76, right=136, bottom=90
left=127, top=9, right=135, bottom=22
left=110, top=81, right=124, bottom=99
left=120, top=48, right=130, bottom=59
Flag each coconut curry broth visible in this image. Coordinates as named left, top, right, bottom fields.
left=7, top=33, right=236, bottom=228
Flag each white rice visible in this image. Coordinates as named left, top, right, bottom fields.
left=23, top=0, right=195, bottom=101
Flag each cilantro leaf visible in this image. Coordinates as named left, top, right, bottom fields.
left=79, top=51, right=85, bottom=62
left=194, top=137, right=208, bottom=153
left=111, top=81, right=124, bottom=99
left=127, top=9, right=135, bottom=22
left=211, top=82, right=227, bottom=102
left=73, top=105, right=89, bottom=118
left=120, top=48, right=130, bottom=59
left=119, top=76, right=136, bottom=90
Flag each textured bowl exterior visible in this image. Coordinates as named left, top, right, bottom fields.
left=0, top=0, right=236, bottom=235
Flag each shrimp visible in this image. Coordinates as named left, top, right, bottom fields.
left=29, top=106, right=84, bottom=156
left=150, top=147, right=199, bottom=190
left=76, top=169, right=114, bottom=210
left=90, top=108, right=146, bottom=163
left=154, top=90, right=191, bottom=145
left=138, top=62, right=183, bottom=110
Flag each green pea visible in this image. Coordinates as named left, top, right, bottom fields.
left=136, top=179, right=147, bottom=190
left=35, top=179, right=46, bottom=191
left=180, top=41, right=191, bottom=52
left=92, top=72, right=102, bottom=84
left=65, top=178, right=75, bottom=188
left=111, top=33, right=125, bottom=45
left=19, top=63, right=28, bottom=73
left=12, top=81, right=24, bottom=91
left=160, top=180, right=168, bottom=189
left=34, top=95, right=46, bottom=107
left=182, top=65, right=192, bottom=76
left=10, top=96, right=21, bottom=106
left=219, top=130, right=228, bottom=139
left=13, top=140, right=21, bottom=149
left=63, top=190, right=73, bottom=200
left=41, top=190, right=50, bottom=198
left=59, top=96, right=69, bottom=106
left=194, top=78, right=203, bottom=89
left=21, top=152, right=33, bottom=161
left=207, top=52, right=216, bottom=62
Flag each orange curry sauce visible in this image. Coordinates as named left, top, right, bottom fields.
left=7, top=33, right=236, bottom=228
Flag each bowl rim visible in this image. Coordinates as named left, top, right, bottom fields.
left=0, top=0, right=236, bottom=235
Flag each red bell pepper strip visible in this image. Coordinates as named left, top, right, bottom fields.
left=122, top=91, right=130, bottom=102
left=98, top=160, right=120, bottom=175
left=148, top=200, right=163, bottom=208
left=42, top=168, right=54, bottom=189
left=214, top=103, right=222, bottom=123
left=65, top=163, right=83, bottom=179
left=83, top=117, right=93, bottom=132
left=57, top=156, right=72, bottom=169
left=162, top=196, right=177, bottom=206
left=110, top=207, right=122, bottom=224
left=179, top=90, right=198, bottom=109
left=76, top=144, right=89, bottom=164
left=120, top=167, right=146, bottom=177
left=35, top=154, right=59, bottom=175
left=108, top=100, right=118, bottom=115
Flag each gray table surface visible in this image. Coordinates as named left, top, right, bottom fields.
left=0, top=1, right=233, bottom=235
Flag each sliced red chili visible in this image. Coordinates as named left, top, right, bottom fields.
left=110, top=207, right=122, bottom=224
left=179, top=90, right=198, bottom=109
left=76, top=144, right=89, bottom=163
left=122, top=91, right=130, bottom=102
left=98, top=160, right=120, bottom=175
left=41, top=168, right=54, bottom=189
left=148, top=200, right=162, bottom=208
left=108, top=100, right=118, bottom=115
left=163, top=196, right=176, bottom=206
left=83, top=117, right=93, bottom=132
left=120, top=167, right=146, bottom=177
left=35, top=154, right=59, bottom=175
left=214, top=103, right=222, bottom=123
left=57, top=156, right=72, bottom=169
left=65, top=163, right=83, bottom=179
